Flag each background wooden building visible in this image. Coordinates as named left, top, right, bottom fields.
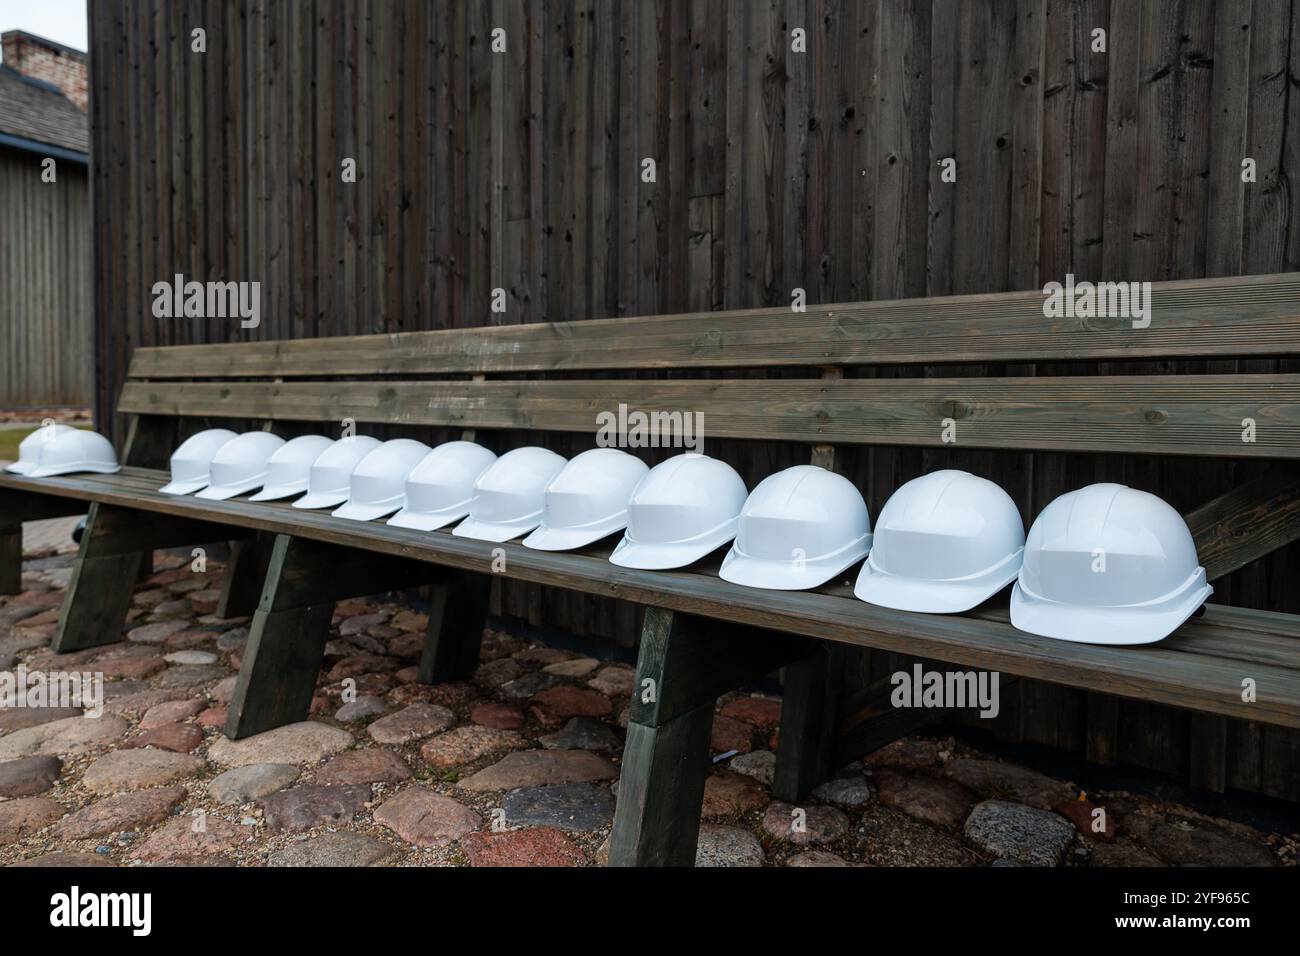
left=87, top=1, right=1300, bottom=802
left=0, top=30, right=91, bottom=409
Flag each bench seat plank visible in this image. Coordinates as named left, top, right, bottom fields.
left=4, top=467, right=1298, bottom=729
left=126, top=272, right=1300, bottom=377
left=117, top=375, right=1300, bottom=459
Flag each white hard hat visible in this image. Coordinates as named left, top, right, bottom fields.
left=6, top=423, right=77, bottom=475
left=387, top=441, right=498, bottom=531
left=292, top=435, right=383, bottom=510
left=158, top=428, right=239, bottom=494
left=248, top=434, right=337, bottom=502
left=720, top=465, right=871, bottom=590
left=523, top=448, right=650, bottom=551
left=194, top=432, right=286, bottom=500
left=332, top=438, right=433, bottom=521
left=452, top=446, right=568, bottom=542
left=609, top=453, right=747, bottom=570
left=855, top=470, right=1025, bottom=613
left=1010, top=483, right=1212, bottom=645
left=289, top=434, right=379, bottom=509
left=8, top=427, right=120, bottom=478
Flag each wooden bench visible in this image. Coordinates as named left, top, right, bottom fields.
left=3, top=271, right=1300, bottom=866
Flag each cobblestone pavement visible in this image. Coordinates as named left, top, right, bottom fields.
left=1, top=543, right=1296, bottom=867
left=14, top=517, right=84, bottom=557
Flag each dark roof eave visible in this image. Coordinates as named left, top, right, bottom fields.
left=0, top=130, right=88, bottom=165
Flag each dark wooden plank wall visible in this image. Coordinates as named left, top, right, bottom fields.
left=87, top=0, right=1300, bottom=799
left=0, top=147, right=92, bottom=406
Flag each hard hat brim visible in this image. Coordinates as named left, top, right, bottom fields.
left=521, top=521, right=624, bottom=552
left=195, top=478, right=264, bottom=501
left=854, top=554, right=1022, bottom=614
left=1009, top=578, right=1212, bottom=645
left=608, top=534, right=733, bottom=570
left=248, top=481, right=308, bottom=502
left=292, top=490, right=350, bottom=510
left=25, top=462, right=122, bottom=478
left=386, top=506, right=470, bottom=532
left=718, top=541, right=870, bottom=591
left=158, top=477, right=210, bottom=495
left=5, top=460, right=38, bottom=475
left=451, top=515, right=542, bottom=542
left=331, top=500, right=405, bottom=522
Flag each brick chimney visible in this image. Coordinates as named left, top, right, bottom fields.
left=1, top=30, right=87, bottom=111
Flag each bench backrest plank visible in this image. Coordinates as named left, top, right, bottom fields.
left=126, top=272, right=1300, bottom=378
left=117, top=374, right=1300, bottom=460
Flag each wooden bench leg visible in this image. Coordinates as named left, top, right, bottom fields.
left=608, top=608, right=809, bottom=867
left=610, top=702, right=716, bottom=866
left=55, top=549, right=145, bottom=653
left=217, top=532, right=274, bottom=619
left=226, top=534, right=454, bottom=739
left=55, top=504, right=147, bottom=652
left=225, top=593, right=334, bottom=739
left=773, top=644, right=844, bottom=802
left=0, top=490, right=88, bottom=596
left=1189, top=713, right=1228, bottom=794
left=53, top=502, right=250, bottom=654
left=0, top=523, right=21, bottom=595
left=418, top=571, right=491, bottom=683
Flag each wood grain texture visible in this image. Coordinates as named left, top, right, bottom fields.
left=0, top=146, right=92, bottom=406
left=1187, top=466, right=1300, bottom=581
left=225, top=534, right=335, bottom=739
left=124, top=271, right=1300, bottom=378
left=115, top=374, right=1300, bottom=459
left=608, top=707, right=714, bottom=867
left=52, top=504, right=144, bottom=653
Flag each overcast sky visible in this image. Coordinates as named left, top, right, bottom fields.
left=0, top=0, right=87, bottom=54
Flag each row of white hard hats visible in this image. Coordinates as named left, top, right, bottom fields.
left=159, top=429, right=1210, bottom=645
left=4, top=424, right=121, bottom=478
left=860, top=470, right=1212, bottom=645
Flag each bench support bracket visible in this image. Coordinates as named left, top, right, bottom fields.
left=774, top=643, right=845, bottom=801
left=225, top=534, right=484, bottom=739
left=419, top=571, right=492, bottom=684
left=1185, top=464, right=1300, bottom=582
left=836, top=673, right=948, bottom=765
left=217, top=531, right=276, bottom=619
left=608, top=608, right=809, bottom=866
left=836, top=672, right=1023, bottom=766
left=53, top=503, right=251, bottom=653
